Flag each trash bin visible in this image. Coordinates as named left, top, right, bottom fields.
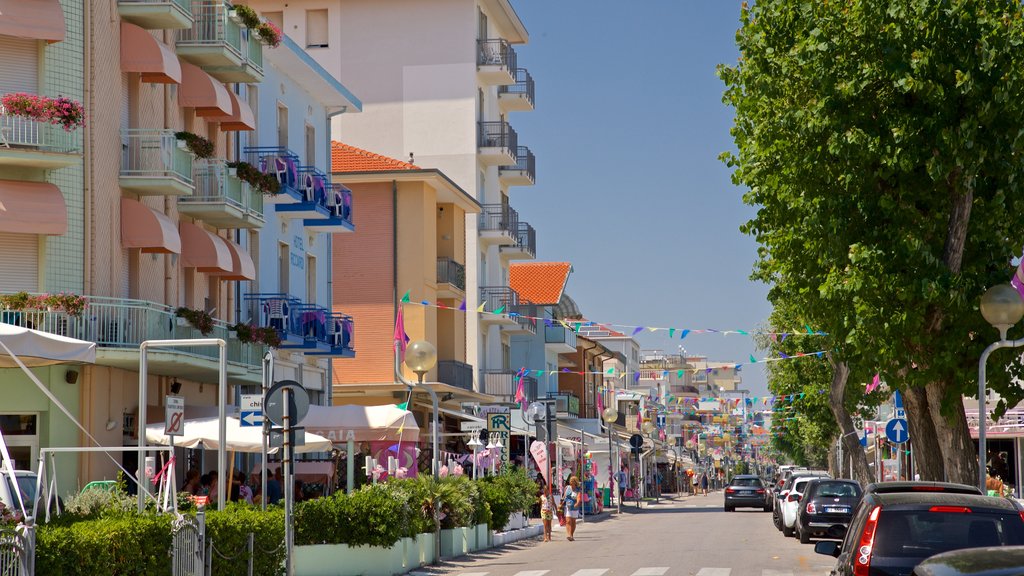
left=601, top=487, right=610, bottom=507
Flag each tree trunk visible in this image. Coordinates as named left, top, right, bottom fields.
left=828, top=360, right=873, bottom=485
left=926, top=379, right=978, bottom=485
left=827, top=439, right=839, bottom=478
left=900, top=387, right=945, bottom=481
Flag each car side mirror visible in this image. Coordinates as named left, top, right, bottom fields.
left=826, top=525, right=847, bottom=539
left=814, top=541, right=840, bottom=558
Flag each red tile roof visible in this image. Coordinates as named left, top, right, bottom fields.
left=331, top=141, right=419, bottom=173
left=509, top=262, right=572, bottom=306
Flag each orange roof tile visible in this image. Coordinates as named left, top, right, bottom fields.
left=509, top=262, right=572, bottom=306
left=331, top=141, right=419, bottom=173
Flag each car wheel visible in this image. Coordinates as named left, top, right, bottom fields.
left=763, top=505, right=771, bottom=512
left=799, top=526, right=811, bottom=544
left=783, top=524, right=794, bottom=537
left=724, top=505, right=734, bottom=512
left=773, top=511, right=782, bottom=530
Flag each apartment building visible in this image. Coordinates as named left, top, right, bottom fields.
left=244, top=0, right=538, bottom=393
left=0, top=0, right=360, bottom=493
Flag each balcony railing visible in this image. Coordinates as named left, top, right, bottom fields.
left=244, top=29, right=263, bottom=74
left=242, top=293, right=344, bottom=353
left=549, top=392, right=580, bottom=418
left=121, top=129, right=194, bottom=185
left=477, top=39, right=517, bottom=70
left=482, top=371, right=536, bottom=399
left=479, top=286, right=520, bottom=312
left=0, top=295, right=261, bottom=370
left=513, top=221, right=536, bottom=256
left=436, top=258, right=466, bottom=292
left=510, top=301, right=537, bottom=334
left=242, top=147, right=301, bottom=197
left=478, top=121, right=517, bottom=152
left=544, top=324, right=577, bottom=349
left=479, top=204, right=518, bottom=235
left=178, top=159, right=264, bottom=227
left=176, top=0, right=242, bottom=59
left=0, top=102, right=80, bottom=154
left=498, top=69, right=535, bottom=105
left=438, top=360, right=474, bottom=392
left=118, top=0, right=193, bottom=29
left=500, top=146, right=535, bottom=183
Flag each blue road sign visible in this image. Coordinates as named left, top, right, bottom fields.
left=656, top=413, right=666, bottom=429
left=240, top=394, right=263, bottom=427
left=860, top=428, right=869, bottom=447
left=894, top=390, right=904, bottom=409
left=886, top=418, right=909, bottom=444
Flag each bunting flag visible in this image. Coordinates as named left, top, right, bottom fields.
left=866, top=373, right=881, bottom=394
left=393, top=303, right=409, bottom=362
left=400, top=291, right=410, bottom=303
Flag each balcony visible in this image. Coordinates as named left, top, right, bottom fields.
left=436, top=257, right=466, bottom=298
left=503, top=302, right=537, bottom=335
left=177, top=159, right=264, bottom=228
left=203, top=29, right=263, bottom=84
left=544, top=324, right=577, bottom=354
left=242, top=147, right=302, bottom=200
left=304, top=184, right=355, bottom=234
left=477, top=121, right=518, bottom=165
left=549, top=392, right=580, bottom=419
left=501, top=221, right=536, bottom=260
left=477, top=39, right=517, bottom=85
left=243, top=293, right=341, bottom=353
left=499, top=146, right=535, bottom=187
left=0, top=102, right=82, bottom=169
left=438, top=360, right=474, bottom=392
left=305, top=313, right=356, bottom=358
left=176, top=1, right=244, bottom=75
left=478, top=204, right=518, bottom=246
left=481, top=371, right=536, bottom=401
left=0, top=295, right=261, bottom=384
left=479, top=286, right=519, bottom=326
left=120, top=129, right=194, bottom=196
left=118, top=0, right=193, bottom=29
left=498, top=69, right=535, bottom=113
left=275, top=166, right=331, bottom=220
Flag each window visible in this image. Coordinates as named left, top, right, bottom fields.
left=306, top=254, right=316, bottom=304
left=304, top=124, right=315, bottom=167
left=478, top=8, right=488, bottom=40
left=278, top=243, right=290, bottom=294
left=277, top=104, right=288, bottom=148
left=246, top=85, right=259, bottom=147
left=306, top=9, right=328, bottom=48
left=248, top=230, right=260, bottom=292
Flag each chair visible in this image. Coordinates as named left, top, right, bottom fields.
left=968, top=520, right=1001, bottom=548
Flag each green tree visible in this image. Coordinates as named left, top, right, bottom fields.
left=720, top=0, right=1024, bottom=483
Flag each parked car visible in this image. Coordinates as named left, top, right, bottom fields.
left=814, top=492, right=1024, bottom=576
left=912, top=546, right=1024, bottom=576
left=865, top=481, right=983, bottom=496
left=794, top=479, right=863, bottom=544
left=781, top=474, right=831, bottom=536
left=724, top=474, right=771, bottom=512
left=0, top=470, right=37, bottom=514
left=774, top=470, right=830, bottom=530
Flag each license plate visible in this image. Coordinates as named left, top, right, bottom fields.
left=824, top=506, right=849, bottom=513
left=738, top=490, right=751, bottom=495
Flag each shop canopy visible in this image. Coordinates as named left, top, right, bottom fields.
left=302, top=404, right=419, bottom=444
left=145, top=416, right=333, bottom=454
left=0, top=322, right=96, bottom=367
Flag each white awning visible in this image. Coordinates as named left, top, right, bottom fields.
left=145, top=416, right=332, bottom=454
left=0, top=322, right=96, bottom=367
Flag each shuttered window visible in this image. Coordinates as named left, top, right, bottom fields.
left=306, top=9, right=328, bottom=48
left=0, top=233, right=39, bottom=292
left=0, top=38, right=39, bottom=95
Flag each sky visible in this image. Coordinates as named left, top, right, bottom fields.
left=508, top=2, right=774, bottom=396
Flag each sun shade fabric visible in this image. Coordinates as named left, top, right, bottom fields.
left=208, top=237, right=255, bottom=281
left=0, top=323, right=96, bottom=367
left=145, top=416, right=333, bottom=454
left=214, top=91, right=256, bottom=131
left=0, top=179, right=67, bottom=235
left=0, top=0, right=66, bottom=43
left=120, top=198, right=181, bottom=254
left=120, top=22, right=181, bottom=84
left=179, top=221, right=233, bottom=273
left=302, top=404, right=420, bottom=444
left=178, top=61, right=232, bottom=116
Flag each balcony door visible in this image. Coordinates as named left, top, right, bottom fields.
left=0, top=233, right=38, bottom=292
left=0, top=37, right=38, bottom=95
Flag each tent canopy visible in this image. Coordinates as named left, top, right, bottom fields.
left=303, top=404, right=419, bottom=444
left=0, top=322, right=96, bottom=367
left=145, top=416, right=333, bottom=454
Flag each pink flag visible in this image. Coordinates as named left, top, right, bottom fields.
left=1013, top=255, right=1024, bottom=299
left=530, top=441, right=549, bottom=484
left=393, top=304, right=409, bottom=362
left=866, top=373, right=880, bottom=394
left=514, top=375, right=526, bottom=404
left=596, top=390, right=605, bottom=415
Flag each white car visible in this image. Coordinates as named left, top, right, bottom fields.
left=780, top=475, right=828, bottom=536
left=0, top=470, right=38, bottom=515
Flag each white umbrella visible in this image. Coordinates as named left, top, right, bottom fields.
left=145, top=416, right=334, bottom=454
left=0, top=322, right=95, bottom=367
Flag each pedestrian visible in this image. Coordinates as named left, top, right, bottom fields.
left=615, top=465, right=629, bottom=505
left=539, top=490, right=553, bottom=542
left=182, top=468, right=201, bottom=495
left=266, top=467, right=283, bottom=505
left=563, top=475, right=582, bottom=541
left=700, top=471, right=709, bottom=496
left=237, top=472, right=253, bottom=504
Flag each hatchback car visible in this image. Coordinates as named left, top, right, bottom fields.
left=794, top=479, right=863, bottom=544
left=774, top=471, right=830, bottom=530
left=912, top=546, right=1024, bottom=576
left=781, top=474, right=831, bottom=536
left=724, top=474, right=770, bottom=512
left=864, top=481, right=983, bottom=496
left=814, top=492, right=1024, bottom=576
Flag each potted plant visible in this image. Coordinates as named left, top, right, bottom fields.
left=174, top=131, right=215, bottom=159
left=175, top=307, right=215, bottom=335
left=227, top=161, right=281, bottom=195
left=1, top=93, right=85, bottom=131
left=255, top=21, right=282, bottom=48
left=229, top=4, right=261, bottom=29
left=230, top=322, right=282, bottom=348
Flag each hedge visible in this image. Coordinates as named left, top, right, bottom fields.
left=35, top=514, right=174, bottom=576
left=205, top=505, right=285, bottom=576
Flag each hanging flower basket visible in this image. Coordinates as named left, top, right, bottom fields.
left=1, top=93, right=85, bottom=131
left=227, top=161, right=280, bottom=195
left=174, top=131, right=215, bottom=159
left=230, top=5, right=261, bottom=29
left=255, top=21, right=282, bottom=48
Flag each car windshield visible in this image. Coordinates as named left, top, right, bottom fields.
left=872, top=509, right=1024, bottom=559
left=3, top=475, right=37, bottom=509
left=732, top=478, right=762, bottom=488
left=815, top=482, right=860, bottom=498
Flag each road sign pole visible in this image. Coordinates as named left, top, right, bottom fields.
left=283, top=386, right=293, bottom=576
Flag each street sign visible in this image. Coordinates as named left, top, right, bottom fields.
left=164, top=395, right=185, bottom=437
left=487, top=410, right=511, bottom=470
left=886, top=418, right=909, bottom=444
left=459, top=421, right=485, bottom=432
left=656, top=413, right=666, bottom=429
left=265, top=380, right=309, bottom=427
left=629, top=434, right=644, bottom=449
left=240, top=393, right=263, bottom=427
left=269, top=427, right=306, bottom=448
left=893, top=390, right=907, bottom=419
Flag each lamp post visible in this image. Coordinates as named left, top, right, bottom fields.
left=601, top=405, right=618, bottom=514
left=467, top=436, right=482, bottom=480
left=977, top=283, right=1024, bottom=490
left=527, top=400, right=555, bottom=512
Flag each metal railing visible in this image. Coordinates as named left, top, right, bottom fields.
left=0, top=102, right=80, bottom=154
left=477, top=39, right=517, bottom=70
left=544, top=324, right=577, bottom=349
left=242, top=293, right=335, bottom=350
left=120, top=0, right=192, bottom=13
left=121, top=129, right=194, bottom=186
left=481, top=371, right=536, bottom=399
left=513, top=221, right=536, bottom=256
left=477, top=121, right=517, bottom=152
left=511, top=302, right=537, bottom=334
left=436, top=258, right=466, bottom=291
left=479, top=204, right=518, bottom=235
left=438, top=360, right=474, bottom=392
left=0, top=526, right=31, bottom=576
left=500, top=146, right=535, bottom=181
left=0, top=295, right=262, bottom=370
left=181, top=158, right=245, bottom=210
left=479, top=286, right=520, bottom=312
left=172, top=510, right=205, bottom=576
left=242, top=147, right=301, bottom=197
left=549, top=392, right=580, bottom=418
left=243, top=29, right=263, bottom=74
left=177, top=0, right=242, bottom=58
left=498, top=68, right=535, bottom=105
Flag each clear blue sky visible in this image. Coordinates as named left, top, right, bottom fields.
left=509, top=2, right=773, bottom=395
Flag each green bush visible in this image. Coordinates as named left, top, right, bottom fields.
left=36, top=514, right=174, bottom=575
left=295, top=483, right=408, bottom=547
left=478, top=468, right=537, bottom=531
left=205, top=505, right=285, bottom=576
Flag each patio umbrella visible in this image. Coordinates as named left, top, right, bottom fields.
left=302, top=404, right=419, bottom=443
left=145, top=416, right=334, bottom=454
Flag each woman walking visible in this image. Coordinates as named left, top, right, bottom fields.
left=563, top=476, right=582, bottom=541
left=699, top=471, right=709, bottom=496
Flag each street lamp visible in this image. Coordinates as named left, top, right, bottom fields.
left=978, top=283, right=1024, bottom=490
left=467, top=436, right=483, bottom=480
left=527, top=400, right=555, bottom=508
left=601, top=405, right=619, bottom=514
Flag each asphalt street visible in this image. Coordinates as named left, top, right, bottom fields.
left=413, top=492, right=837, bottom=576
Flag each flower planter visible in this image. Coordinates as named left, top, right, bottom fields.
left=227, top=330, right=237, bottom=339
left=175, top=317, right=188, bottom=327
left=227, top=167, right=238, bottom=178
left=176, top=139, right=187, bottom=150
left=227, top=9, right=243, bottom=24
left=294, top=534, right=436, bottom=576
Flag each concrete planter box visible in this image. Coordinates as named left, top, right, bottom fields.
left=503, top=511, right=527, bottom=531
left=491, top=524, right=543, bottom=547
left=440, top=527, right=470, bottom=558
left=295, top=533, right=436, bottom=576
left=475, top=524, right=490, bottom=550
